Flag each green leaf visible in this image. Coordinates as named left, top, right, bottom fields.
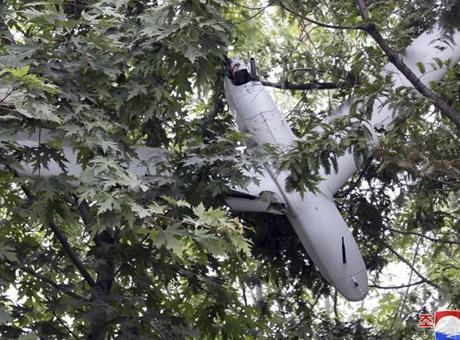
left=18, top=335, right=39, bottom=340
left=0, top=243, right=17, bottom=262
left=97, top=195, right=121, bottom=215
left=13, top=98, right=61, bottom=123
left=184, top=45, right=204, bottom=63
left=148, top=202, right=166, bottom=214
left=0, top=306, right=13, bottom=325
left=416, top=62, right=426, bottom=73
left=150, top=224, right=187, bottom=257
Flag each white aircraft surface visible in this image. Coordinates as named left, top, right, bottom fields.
left=223, top=24, right=460, bottom=301
left=1, top=24, right=459, bottom=301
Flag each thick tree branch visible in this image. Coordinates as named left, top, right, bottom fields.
left=74, top=196, right=93, bottom=227
left=261, top=80, right=340, bottom=91
left=382, top=241, right=440, bottom=290
left=355, top=0, right=460, bottom=129
left=7, top=166, right=96, bottom=287
left=72, top=193, right=118, bottom=339
left=356, top=0, right=370, bottom=21
left=72, top=196, right=117, bottom=339
left=80, top=208, right=116, bottom=339
left=46, top=219, right=96, bottom=287
left=333, top=290, right=339, bottom=323
left=88, top=231, right=116, bottom=340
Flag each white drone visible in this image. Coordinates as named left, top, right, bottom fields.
left=3, top=24, right=460, bottom=301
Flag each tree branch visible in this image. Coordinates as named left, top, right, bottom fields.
left=87, top=230, right=116, bottom=339
left=73, top=195, right=93, bottom=227
left=333, top=290, right=339, bottom=323
left=51, top=309, right=80, bottom=339
left=276, top=0, right=460, bottom=128
left=19, top=266, right=88, bottom=301
left=355, top=0, right=460, bottom=129
left=382, top=241, right=440, bottom=290
left=336, top=157, right=374, bottom=199
left=384, top=226, right=460, bottom=245
left=278, top=1, right=363, bottom=30
left=261, top=80, right=340, bottom=91
left=236, top=2, right=271, bottom=24
left=369, top=280, right=425, bottom=290
left=241, top=279, right=248, bottom=307
left=7, top=166, right=96, bottom=287
left=71, top=196, right=117, bottom=339
left=0, top=89, right=15, bottom=104
left=47, top=219, right=96, bottom=287
left=393, top=236, right=422, bottom=326
left=289, top=292, right=321, bottom=331
left=356, top=0, right=369, bottom=21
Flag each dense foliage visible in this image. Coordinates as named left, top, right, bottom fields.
left=0, top=0, right=459, bottom=339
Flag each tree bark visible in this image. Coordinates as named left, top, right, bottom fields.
left=88, top=231, right=116, bottom=340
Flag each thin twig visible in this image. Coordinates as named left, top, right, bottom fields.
left=336, top=157, right=373, bottom=199
left=392, top=236, right=422, bottom=329
left=384, top=226, right=460, bottom=245
left=0, top=88, right=14, bottom=104
left=369, top=280, right=425, bottom=289
left=278, top=1, right=363, bottom=30
left=382, top=241, right=440, bottom=290
left=19, top=266, right=88, bottom=301
left=50, top=308, right=80, bottom=339
left=241, top=279, right=248, bottom=307
left=235, top=2, right=272, bottom=24
left=290, top=292, right=321, bottom=331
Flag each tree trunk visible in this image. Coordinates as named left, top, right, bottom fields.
left=88, top=231, right=115, bottom=340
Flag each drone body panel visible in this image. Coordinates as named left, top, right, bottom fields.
left=224, top=79, right=296, bottom=148
left=224, top=78, right=369, bottom=300
left=271, top=171, right=368, bottom=300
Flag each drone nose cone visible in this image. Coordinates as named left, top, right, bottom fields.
left=332, top=269, right=369, bottom=301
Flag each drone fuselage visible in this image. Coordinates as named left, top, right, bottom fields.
left=224, top=24, right=460, bottom=301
